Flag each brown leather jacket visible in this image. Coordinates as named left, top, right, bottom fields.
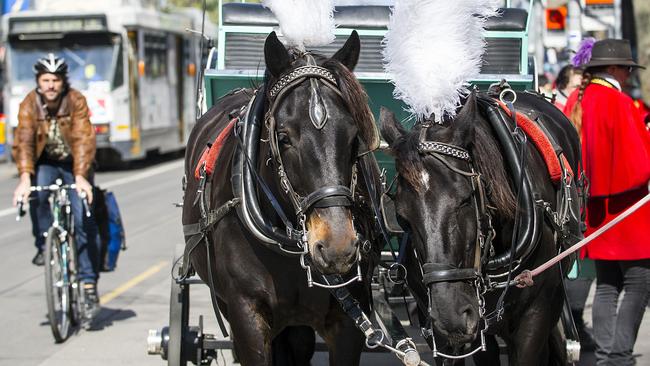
left=12, top=88, right=96, bottom=178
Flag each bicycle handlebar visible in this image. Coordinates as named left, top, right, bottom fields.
left=29, top=183, right=77, bottom=192
left=16, top=180, right=92, bottom=221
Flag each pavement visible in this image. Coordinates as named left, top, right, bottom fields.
left=0, top=156, right=648, bottom=366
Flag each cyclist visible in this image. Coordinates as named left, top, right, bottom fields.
left=11, top=53, right=100, bottom=315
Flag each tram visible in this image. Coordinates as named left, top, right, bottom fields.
left=1, top=2, right=216, bottom=165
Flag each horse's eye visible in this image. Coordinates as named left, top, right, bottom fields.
left=277, top=132, right=291, bottom=146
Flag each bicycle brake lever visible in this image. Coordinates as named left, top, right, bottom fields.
left=16, top=200, right=25, bottom=221
left=80, top=195, right=91, bottom=218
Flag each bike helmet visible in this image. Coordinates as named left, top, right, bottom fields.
left=33, top=53, right=68, bottom=76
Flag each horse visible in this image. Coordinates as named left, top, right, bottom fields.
left=379, top=90, right=583, bottom=365
left=182, top=31, right=382, bottom=366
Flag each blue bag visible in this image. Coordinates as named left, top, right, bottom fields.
left=103, top=191, right=126, bottom=271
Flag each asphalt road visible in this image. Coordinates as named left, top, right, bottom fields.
left=0, top=156, right=647, bottom=366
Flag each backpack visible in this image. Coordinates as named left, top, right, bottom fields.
left=94, top=187, right=126, bottom=271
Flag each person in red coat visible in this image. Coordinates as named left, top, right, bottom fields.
left=565, top=38, right=650, bottom=366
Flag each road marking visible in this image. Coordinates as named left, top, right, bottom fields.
left=100, top=159, right=184, bottom=189
left=0, top=206, right=16, bottom=218
left=0, top=159, right=184, bottom=219
left=100, top=260, right=168, bottom=305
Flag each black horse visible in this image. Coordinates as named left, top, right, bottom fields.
left=380, top=91, right=582, bottom=365
left=182, top=31, right=381, bottom=366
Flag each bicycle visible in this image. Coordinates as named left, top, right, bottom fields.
left=17, top=178, right=92, bottom=343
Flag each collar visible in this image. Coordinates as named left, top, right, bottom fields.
left=35, top=90, right=69, bottom=120
left=592, top=73, right=622, bottom=91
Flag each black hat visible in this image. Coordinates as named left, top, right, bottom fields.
left=583, top=39, right=645, bottom=69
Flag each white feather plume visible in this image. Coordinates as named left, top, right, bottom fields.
left=262, top=0, right=336, bottom=48
left=382, top=0, right=500, bottom=120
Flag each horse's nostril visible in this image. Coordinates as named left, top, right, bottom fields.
left=460, top=305, right=477, bottom=332
left=315, top=241, right=327, bottom=259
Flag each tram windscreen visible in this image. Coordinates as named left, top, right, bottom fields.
left=9, top=34, right=120, bottom=91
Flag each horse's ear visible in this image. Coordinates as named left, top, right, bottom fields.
left=453, top=91, right=478, bottom=145
left=264, top=31, right=291, bottom=78
left=380, top=107, right=404, bottom=146
left=332, top=30, right=361, bottom=71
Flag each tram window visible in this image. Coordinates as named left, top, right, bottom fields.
left=144, top=33, right=168, bottom=79
left=9, top=34, right=117, bottom=91
left=113, top=41, right=124, bottom=88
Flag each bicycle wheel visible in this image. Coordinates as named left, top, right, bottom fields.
left=44, top=226, right=73, bottom=343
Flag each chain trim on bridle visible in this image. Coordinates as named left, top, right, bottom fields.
left=268, top=65, right=338, bottom=99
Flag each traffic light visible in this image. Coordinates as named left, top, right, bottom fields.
left=546, top=6, right=567, bottom=31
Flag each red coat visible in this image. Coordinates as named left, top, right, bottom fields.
left=564, top=82, right=650, bottom=260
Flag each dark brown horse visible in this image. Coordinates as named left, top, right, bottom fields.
left=182, top=31, right=381, bottom=366
left=380, top=91, right=582, bottom=365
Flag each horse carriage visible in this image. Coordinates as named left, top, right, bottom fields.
left=148, top=1, right=584, bottom=365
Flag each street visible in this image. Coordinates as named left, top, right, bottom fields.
left=0, top=156, right=647, bottom=366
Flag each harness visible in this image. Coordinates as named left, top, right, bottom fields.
left=182, top=56, right=380, bottom=324
left=231, top=59, right=366, bottom=288
left=388, top=90, right=581, bottom=360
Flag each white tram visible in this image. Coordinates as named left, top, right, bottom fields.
left=1, top=2, right=216, bottom=165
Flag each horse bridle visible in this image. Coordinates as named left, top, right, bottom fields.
left=416, top=123, right=495, bottom=287
left=263, top=60, right=363, bottom=288
left=415, top=122, right=497, bottom=359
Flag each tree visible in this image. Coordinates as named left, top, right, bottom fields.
left=166, top=0, right=219, bottom=22
left=166, top=0, right=262, bottom=22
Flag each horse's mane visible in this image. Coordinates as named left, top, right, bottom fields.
left=391, top=112, right=517, bottom=220
left=322, top=59, right=375, bottom=148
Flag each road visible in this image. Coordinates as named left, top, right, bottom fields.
left=0, top=156, right=648, bottom=366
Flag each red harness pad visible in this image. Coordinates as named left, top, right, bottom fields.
left=496, top=101, right=573, bottom=184
left=194, top=117, right=237, bottom=180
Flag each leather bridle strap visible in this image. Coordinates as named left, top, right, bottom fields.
left=422, top=263, right=478, bottom=285
left=266, top=65, right=356, bottom=215
left=299, top=186, right=353, bottom=214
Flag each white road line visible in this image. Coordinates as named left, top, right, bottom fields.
left=0, top=206, right=15, bottom=218
left=99, top=159, right=184, bottom=189
left=0, top=159, right=184, bottom=219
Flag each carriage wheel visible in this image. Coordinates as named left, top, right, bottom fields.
left=168, top=244, right=190, bottom=366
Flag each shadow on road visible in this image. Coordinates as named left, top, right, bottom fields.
left=87, top=307, right=136, bottom=331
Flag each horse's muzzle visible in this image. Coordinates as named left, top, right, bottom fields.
left=307, top=208, right=359, bottom=274
left=429, top=284, right=480, bottom=347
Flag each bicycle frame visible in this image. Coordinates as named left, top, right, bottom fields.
left=17, top=179, right=90, bottom=342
